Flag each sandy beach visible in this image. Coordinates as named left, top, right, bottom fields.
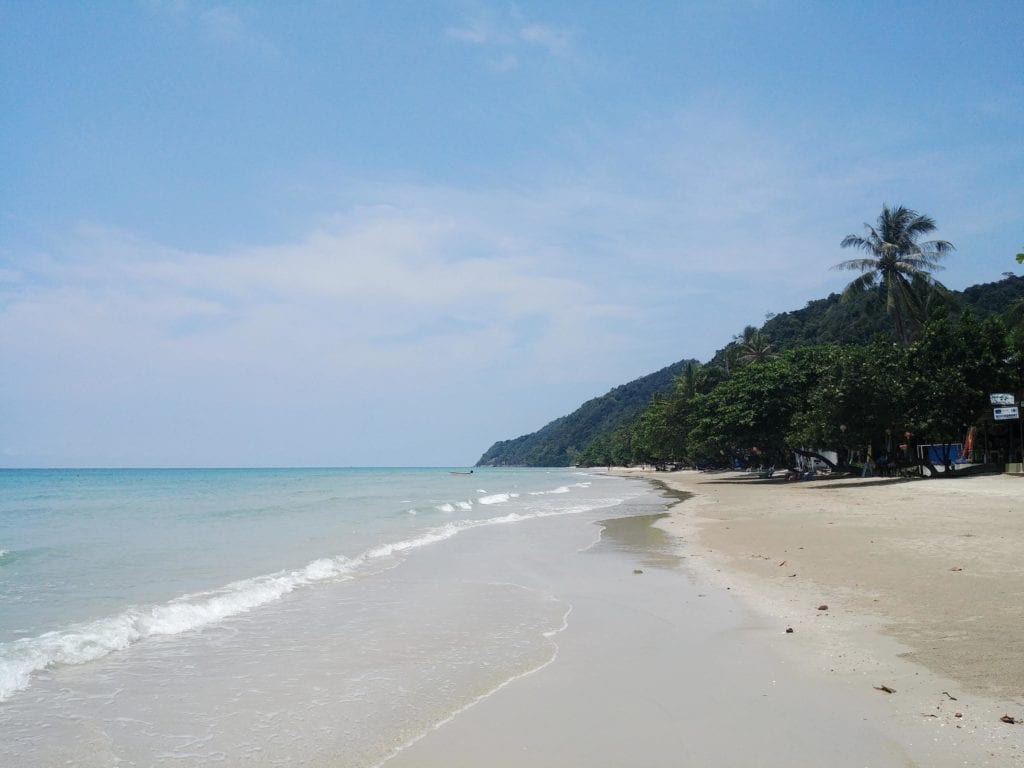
left=384, top=469, right=1024, bottom=767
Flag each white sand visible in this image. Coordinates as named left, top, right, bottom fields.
left=382, top=470, right=1024, bottom=767
left=642, top=469, right=1024, bottom=764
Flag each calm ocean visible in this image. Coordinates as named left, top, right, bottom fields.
left=0, top=467, right=667, bottom=766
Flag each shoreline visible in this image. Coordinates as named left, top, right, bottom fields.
left=624, top=467, right=1024, bottom=763
left=382, top=470, right=1024, bottom=767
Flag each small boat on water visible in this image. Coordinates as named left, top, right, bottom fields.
left=448, top=470, right=474, bottom=475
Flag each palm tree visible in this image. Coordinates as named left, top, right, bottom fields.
left=834, top=205, right=954, bottom=345
left=737, top=326, right=775, bottom=364
left=678, top=361, right=707, bottom=398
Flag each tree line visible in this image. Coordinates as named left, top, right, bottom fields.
left=576, top=206, right=1024, bottom=474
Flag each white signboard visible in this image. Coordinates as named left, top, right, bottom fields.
left=994, top=406, right=1020, bottom=421
left=990, top=393, right=1015, bottom=406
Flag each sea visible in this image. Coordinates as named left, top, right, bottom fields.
left=0, top=467, right=672, bottom=766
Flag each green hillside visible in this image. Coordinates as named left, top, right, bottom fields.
left=476, top=274, right=1024, bottom=467
left=475, top=359, right=696, bottom=467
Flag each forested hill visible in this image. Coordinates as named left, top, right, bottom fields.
left=475, top=274, right=1024, bottom=467
left=756, top=275, right=1024, bottom=350
left=475, top=359, right=696, bottom=467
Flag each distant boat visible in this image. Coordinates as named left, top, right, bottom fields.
left=449, top=470, right=474, bottom=475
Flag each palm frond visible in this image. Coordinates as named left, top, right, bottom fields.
left=902, top=212, right=938, bottom=239
left=890, top=260, right=934, bottom=281
left=832, top=257, right=880, bottom=272
left=839, top=233, right=873, bottom=252
left=840, top=272, right=877, bottom=299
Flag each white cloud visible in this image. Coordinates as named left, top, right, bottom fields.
left=1, top=192, right=657, bottom=464
left=144, top=0, right=271, bottom=52
left=519, top=23, right=570, bottom=55
left=445, top=5, right=575, bottom=69
left=445, top=18, right=492, bottom=45
left=1, top=202, right=632, bottom=406
left=5, top=96, right=1018, bottom=465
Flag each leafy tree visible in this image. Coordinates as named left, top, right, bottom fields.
left=607, top=424, right=636, bottom=466
left=792, top=314, right=1010, bottom=474
left=686, top=347, right=836, bottom=465
left=576, top=433, right=612, bottom=467
left=834, top=205, right=954, bottom=346
left=902, top=312, right=1011, bottom=469
left=789, top=341, right=907, bottom=461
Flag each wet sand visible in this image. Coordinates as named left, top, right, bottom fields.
left=381, top=476, right=1024, bottom=767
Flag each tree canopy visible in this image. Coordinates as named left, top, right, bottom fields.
left=576, top=310, right=1018, bottom=474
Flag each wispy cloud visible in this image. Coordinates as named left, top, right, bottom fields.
left=445, top=16, right=492, bottom=45
left=143, top=0, right=271, bottom=51
left=445, top=5, right=575, bottom=70
left=518, top=23, right=571, bottom=56
left=197, top=6, right=247, bottom=42
left=1, top=203, right=627, bottom=401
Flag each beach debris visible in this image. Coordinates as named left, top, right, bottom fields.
left=633, top=569, right=644, bottom=574
left=942, top=691, right=959, bottom=701
left=785, top=627, right=794, bottom=634
left=778, top=560, right=787, bottom=567
left=817, top=604, right=829, bottom=611
left=789, top=573, right=797, bottom=577
left=955, top=712, right=963, bottom=718
left=949, top=566, right=963, bottom=572
left=874, top=685, right=896, bottom=694
left=1000, top=715, right=1017, bottom=724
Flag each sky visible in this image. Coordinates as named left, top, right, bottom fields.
left=2, top=1, right=1022, bottom=467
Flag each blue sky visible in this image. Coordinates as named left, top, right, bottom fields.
left=2, top=1, right=1022, bottom=467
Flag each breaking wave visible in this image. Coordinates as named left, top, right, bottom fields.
left=0, top=493, right=620, bottom=702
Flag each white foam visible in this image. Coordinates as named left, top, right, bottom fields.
left=456, top=501, right=473, bottom=511
left=478, top=492, right=519, bottom=505
left=365, top=525, right=461, bottom=559
left=529, top=486, right=571, bottom=495
left=0, top=554, right=356, bottom=702
left=436, top=503, right=456, bottom=513
left=0, top=549, right=8, bottom=558
left=0, top=494, right=625, bottom=703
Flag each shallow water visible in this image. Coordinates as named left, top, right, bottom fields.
left=0, top=467, right=672, bottom=766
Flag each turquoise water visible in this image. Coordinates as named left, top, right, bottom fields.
left=0, top=467, right=666, bottom=766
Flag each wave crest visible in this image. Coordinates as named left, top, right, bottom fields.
left=0, top=492, right=622, bottom=702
